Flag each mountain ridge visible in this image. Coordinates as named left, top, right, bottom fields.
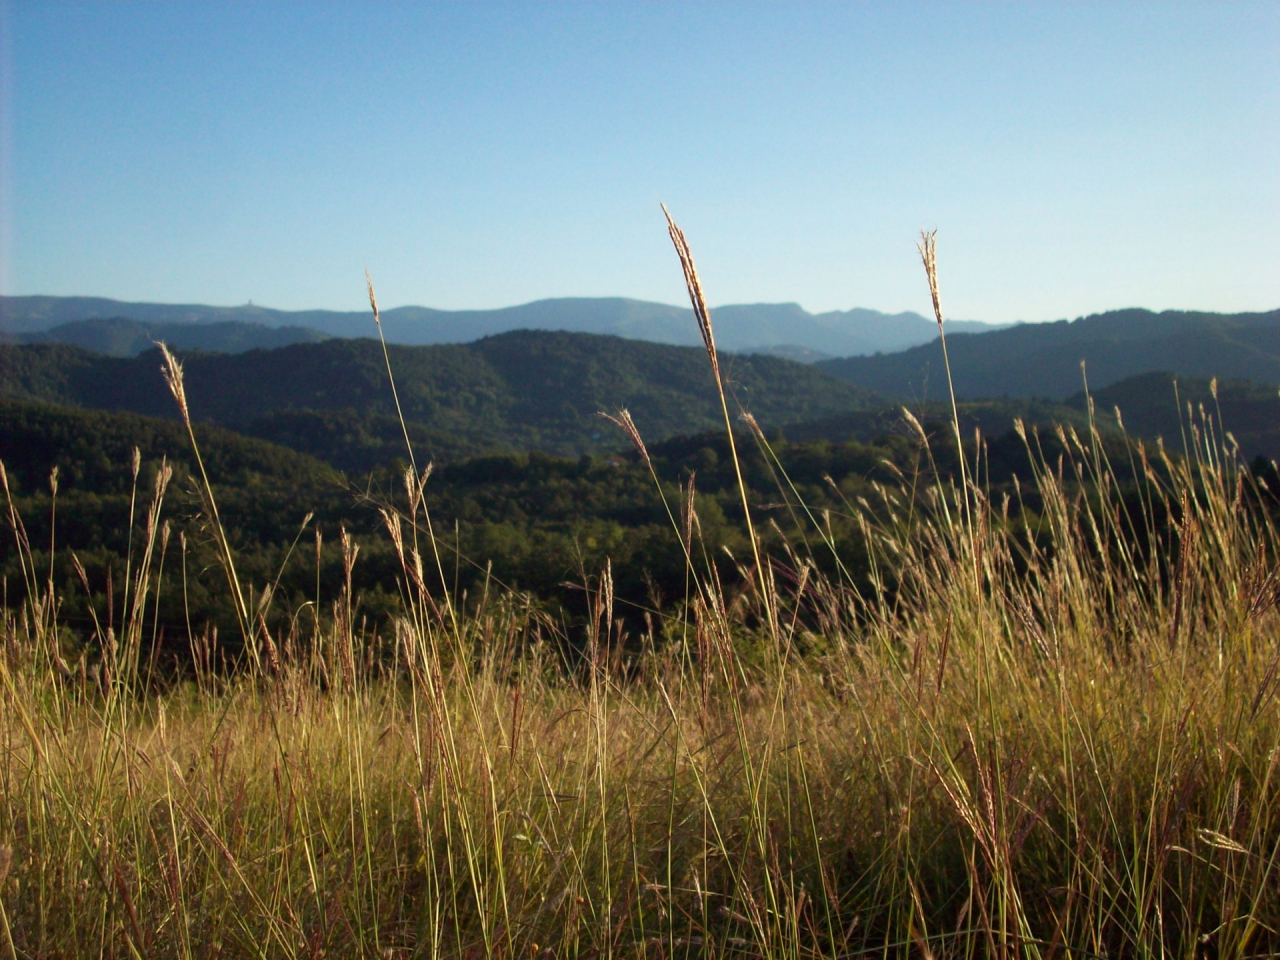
left=817, top=307, right=1280, bottom=399
left=0, top=329, right=883, bottom=469
left=0, top=316, right=331, bottom=357
left=0, top=294, right=1003, bottom=358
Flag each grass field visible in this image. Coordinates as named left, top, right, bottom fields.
left=1, top=225, right=1278, bottom=958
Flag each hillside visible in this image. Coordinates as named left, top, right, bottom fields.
left=0, top=398, right=357, bottom=635
left=780, top=397, right=1098, bottom=447
left=0, top=396, right=1132, bottom=632
left=0, top=398, right=911, bottom=630
left=0, top=316, right=330, bottom=356
left=818, top=308, right=1280, bottom=399
left=776, top=370, right=1280, bottom=464
left=0, top=330, right=882, bottom=468
left=0, top=398, right=339, bottom=500
left=1065, top=371, right=1280, bottom=463
left=0, top=294, right=1002, bottom=357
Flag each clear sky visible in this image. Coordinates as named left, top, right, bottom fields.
left=1, top=2, right=1277, bottom=323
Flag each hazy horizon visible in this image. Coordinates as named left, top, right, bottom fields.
left=6, top=289, right=1278, bottom=329
left=1, top=290, right=972, bottom=320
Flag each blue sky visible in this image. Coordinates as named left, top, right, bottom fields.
left=1, top=2, right=1277, bottom=323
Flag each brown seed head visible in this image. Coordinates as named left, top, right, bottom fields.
left=341, top=525, right=360, bottom=574
left=917, top=230, right=943, bottom=328
left=157, top=342, right=191, bottom=424
left=72, top=550, right=89, bottom=581
left=901, top=407, right=929, bottom=445
left=153, top=460, right=172, bottom=499
left=740, top=411, right=766, bottom=444
left=381, top=506, right=405, bottom=557
left=366, top=269, right=381, bottom=327
left=662, top=204, right=719, bottom=374
left=683, top=472, right=697, bottom=551
left=599, top=409, right=650, bottom=464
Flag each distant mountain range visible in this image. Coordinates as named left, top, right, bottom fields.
left=818, top=308, right=1280, bottom=399
left=6, top=301, right=1280, bottom=467
left=0, top=331, right=881, bottom=469
left=0, top=294, right=1004, bottom=358
left=5, top=324, right=1280, bottom=477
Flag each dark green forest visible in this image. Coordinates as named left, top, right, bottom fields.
left=1072, top=371, right=1280, bottom=462
left=3, top=396, right=1121, bottom=657
left=819, top=307, right=1280, bottom=399
left=0, top=316, right=330, bottom=356
left=0, top=332, right=881, bottom=467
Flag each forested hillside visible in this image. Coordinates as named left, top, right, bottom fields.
left=0, top=316, right=330, bottom=356
left=779, top=370, right=1280, bottom=464
left=819, top=308, right=1280, bottom=398
left=0, top=331, right=882, bottom=466
left=1066, top=371, right=1280, bottom=462
left=2, top=396, right=1091, bottom=636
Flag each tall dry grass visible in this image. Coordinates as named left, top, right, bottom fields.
left=0, top=220, right=1278, bottom=958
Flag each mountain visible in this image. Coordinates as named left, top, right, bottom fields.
left=0, top=316, right=330, bottom=357
left=782, top=372, right=1280, bottom=467
left=0, top=397, right=339, bottom=500
left=779, top=397, right=1097, bottom=447
left=0, top=397, right=357, bottom=635
left=0, top=294, right=1004, bottom=358
left=818, top=308, right=1280, bottom=400
left=1063, top=371, right=1280, bottom=463
left=0, top=395, right=1126, bottom=630
left=0, top=330, right=882, bottom=470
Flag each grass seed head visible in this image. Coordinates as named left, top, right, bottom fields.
left=157, top=342, right=191, bottom=425
left=917, top=229, right=943, bottom=328
left=599, top=409, right=650, bottom=464
left=901, top=406, right=929, bottom=445
left=366, top=269, right=381, bottom=327
left=662, top=204, right=719, bottom=374
left=740, top=411, right=766, bottom=444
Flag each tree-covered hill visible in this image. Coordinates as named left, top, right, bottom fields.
left=1065, top=371, right=1280, bottom=463
left=0, top=331, right=882, bottom=467
left=0, top=316, right=330, bottom=356
left=779, top=397, right=1097, bottom=446
left=0, top=397, right=904, bottom=640
left=817, top=308, right=1280, bottom=400
left=0, top=399, right=339, bottom=499
left=0, top=399, right=355, bottom=640
left=1, top=396, right=1150, bottom=644
left=778, top=371, right=1280, bottom=463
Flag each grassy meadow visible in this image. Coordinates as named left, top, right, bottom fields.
left=1, top=225, right=1278, bottom=959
